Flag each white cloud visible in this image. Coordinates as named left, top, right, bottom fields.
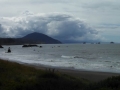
left=0, top=0, right=119, bottom=42
left=0, top=13, right=103, bottom=43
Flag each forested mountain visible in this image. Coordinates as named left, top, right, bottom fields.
left=0, top=32, right=62, bottom=45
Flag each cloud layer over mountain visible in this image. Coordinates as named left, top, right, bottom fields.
left=0, top=13, right=102, bottom=43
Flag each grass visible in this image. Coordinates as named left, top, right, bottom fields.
left=0, top=59, right=120, bottom=90
left=0, top=59, right=89, bottom=90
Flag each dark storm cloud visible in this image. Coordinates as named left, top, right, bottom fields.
left=0, top=13, right=102, bottom=43
left=0, top=24, right=8, bottom=37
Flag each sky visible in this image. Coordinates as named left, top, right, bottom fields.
left=0, top=0, right=120, bottom=43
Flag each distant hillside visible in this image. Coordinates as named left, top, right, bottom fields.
left=22, top=32, right=61, bottom=44
left=0, top=32, right=62, bottom=45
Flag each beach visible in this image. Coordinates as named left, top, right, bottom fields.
left=0, top=44, right=120, bottom=82
left=1, top=58, right=120, bottom=82
left=1, top=58, right=120, bottom=90
left=24, top=62, right=120, bottom=82
left=1, top=44, right=120, bottom=74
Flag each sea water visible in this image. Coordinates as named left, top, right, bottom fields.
left=0, top=44, right=120, bottom=73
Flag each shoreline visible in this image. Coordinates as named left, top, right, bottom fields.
left=0, top=58, right=120, bottom=82
left=23, top=62, right=120, bottom=82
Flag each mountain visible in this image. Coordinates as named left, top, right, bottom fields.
left=22, top=32, right=61, bottom=44
left=0, top=32, right=62, bottom=45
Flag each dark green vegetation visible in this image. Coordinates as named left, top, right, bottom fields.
left=0, top=59, right=89, bottom=90
left=0, top=59, right=120, bottom=90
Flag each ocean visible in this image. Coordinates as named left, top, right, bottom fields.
left=0, top=44, right=120, bottom=73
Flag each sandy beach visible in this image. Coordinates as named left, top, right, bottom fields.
left=57, top=69, right=120, bottom=82
left=1, top=58, right=120, bottom=82
left=23, top=63, right=120, bottom=82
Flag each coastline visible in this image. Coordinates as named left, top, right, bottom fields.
left=22, top=62, right=120, bottom=82
left=0, top=57, right=119, bottom=82
left=0, top=58, right=120, bottom=82
left=1, top=58, right=120, bottom=90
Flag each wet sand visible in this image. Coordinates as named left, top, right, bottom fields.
left=24, top=63, right=120, bottom=82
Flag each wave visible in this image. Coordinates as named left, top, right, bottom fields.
left=61, top=55, right=81, bottom=59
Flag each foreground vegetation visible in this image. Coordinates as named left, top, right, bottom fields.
left=0, top=59, right=120, bottom=90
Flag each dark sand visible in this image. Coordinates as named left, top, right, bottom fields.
left=24, top=63, right=120, bottom=82
left=1, top=58, right=119, bottom=82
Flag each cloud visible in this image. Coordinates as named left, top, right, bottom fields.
left=0, top=12, right=103, bottom=43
